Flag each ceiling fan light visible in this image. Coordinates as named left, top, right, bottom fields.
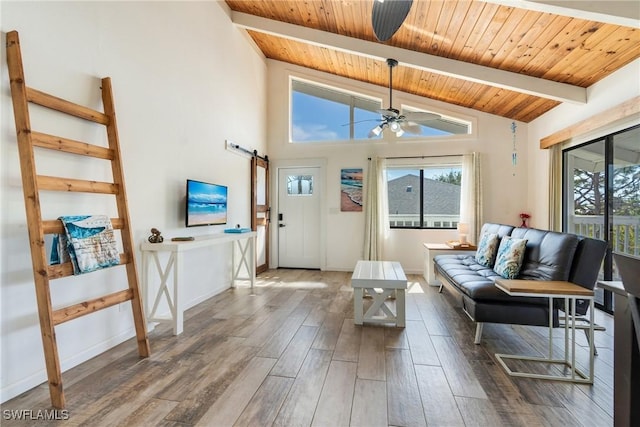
left=389, top=121, right=401, bottom=132
left=395, top=128, right=404, bottom=137
left=371, top=125, right=383, bottom=136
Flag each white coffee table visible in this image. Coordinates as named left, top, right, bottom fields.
left=351, top=260, right=407, bottom=327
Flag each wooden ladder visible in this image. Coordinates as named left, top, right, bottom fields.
left=5, top=30, right=150, bottom=409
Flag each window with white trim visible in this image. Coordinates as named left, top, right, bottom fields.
left=387, top=161, right=463, bottom=229
left=291, top=79, right=381, bottom=142
left=290, top=79, right=472, bottom=142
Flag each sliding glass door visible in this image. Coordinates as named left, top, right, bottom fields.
left=563, top=125, right=639, bottom=312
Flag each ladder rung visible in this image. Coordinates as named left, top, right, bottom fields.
left=26, top=87, right=109, bottom=125
left=52, top=289, right=133, bottom=325
left=48, top=253, right=130, bottom=279
left=43, top=218, right=125, bottom=235
left=32, top=131, right=114, bottom=160
left=37, top=175, right=118, bottom=194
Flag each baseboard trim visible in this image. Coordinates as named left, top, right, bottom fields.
left=1, top=327, right=136, bottom=404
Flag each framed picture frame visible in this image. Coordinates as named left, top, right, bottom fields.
left=340, top=168, right=363, bottom=212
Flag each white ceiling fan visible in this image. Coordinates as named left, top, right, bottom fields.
left=368, top=58, right=441, bottom=138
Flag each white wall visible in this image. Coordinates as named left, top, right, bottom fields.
left=0, top=1, right=266, bottom=402
left=527, top=58, right=640, bottom=230
left=267, top=61, right=530, bottom=273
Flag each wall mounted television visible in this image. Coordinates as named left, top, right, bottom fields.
left=185, top=179, right=228, bottom=227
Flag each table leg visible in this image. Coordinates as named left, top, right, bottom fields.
left=564, top=297, right=569, bottom=363
left=141, top=251, right=149, bottom=317
left=232, top=236, right=254, bottom=292
left=354, top=288, right=364, bottom=325
left=588, top=298, right=595, bottom=382
left=571, top=297, right=577, bottom=380
left=396, top=289, right=406, bottom=327
left=231, top=240, right=236, bottom=288
left=496, top=295, right=593, bottom=383
left=173, top=252, right=183, bottom=335
left=249, top=235, right=255, bottom=294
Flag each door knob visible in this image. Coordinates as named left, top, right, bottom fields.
left=279, top=224, right=286, bottom=228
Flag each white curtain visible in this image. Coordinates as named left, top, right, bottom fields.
left=363, top=157, right=389, bottom=260
left=460, top=152, right=482, bottom=244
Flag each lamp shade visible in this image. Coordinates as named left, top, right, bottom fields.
left=457, top=222, right=469, bottom=243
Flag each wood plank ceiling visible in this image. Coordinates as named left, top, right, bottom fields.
left=225, top=0, right=640, bottom=122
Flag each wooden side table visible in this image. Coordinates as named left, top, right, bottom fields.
left=494, top=279, right=595, bottom=383
left=423, top=243, right=476, bottom=286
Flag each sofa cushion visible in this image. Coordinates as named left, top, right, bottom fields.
left=511, top=227, right=579, bottom=281
left=479, top=223, right=515, bottom=239
left=434, top=254, right=547, bottom=306
left=493, top=236, right=528, bottom=279
left=475, top=233, right=499, bottom=267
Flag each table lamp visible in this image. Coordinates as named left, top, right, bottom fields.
left=457, top=222, right=469, bottom=244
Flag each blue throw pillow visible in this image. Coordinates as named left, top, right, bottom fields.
left=475, top=233, right=499, bottom=267
left=493, top=236, right=528, bottom=279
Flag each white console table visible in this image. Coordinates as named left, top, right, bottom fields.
left=140, top=232, right=256, bottom=335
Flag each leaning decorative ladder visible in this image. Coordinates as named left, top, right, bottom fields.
left=6, top=31, right=150, bottom=409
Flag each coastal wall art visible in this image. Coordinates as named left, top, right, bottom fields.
left=340, top=168, right=363, bottom=212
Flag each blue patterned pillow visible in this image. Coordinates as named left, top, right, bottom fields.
left=493, top=236, right=528, bottom=279
left=475, top=233, right=499, bottom=267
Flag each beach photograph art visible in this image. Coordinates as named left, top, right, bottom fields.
left=340, top=168, right=363, bottom=212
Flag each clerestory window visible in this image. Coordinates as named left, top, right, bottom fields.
left=291, top=79, right=381, bottom=142
left=290, top=78, right=472, bottom=143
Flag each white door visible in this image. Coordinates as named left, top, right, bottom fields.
left=278, top=167, right=321, bottom=269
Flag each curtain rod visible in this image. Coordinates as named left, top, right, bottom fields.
left=367, top=154, right=461, bottom=160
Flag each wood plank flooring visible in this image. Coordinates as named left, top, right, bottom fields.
left=1, top=269, right=614, bottom=426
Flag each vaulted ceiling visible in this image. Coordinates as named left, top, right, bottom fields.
left=225, top=0, right=640, bottom=122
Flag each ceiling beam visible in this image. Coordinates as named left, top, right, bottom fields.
left=484, top=1, right=640, bottom=28
left=232, top=11, right=587, bottom=105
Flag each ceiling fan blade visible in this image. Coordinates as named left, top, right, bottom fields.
left=341, top=119, right=382, bottom=126
left=376, top=108, right=399, bottom=118
left=400, top=121, right=422, bottom=135
left=372, top=0, right=414, bottom=42
left=402, top=111, right=441, bottom=122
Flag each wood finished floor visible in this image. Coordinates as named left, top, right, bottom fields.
left=2, top=269, right=614, bottom=426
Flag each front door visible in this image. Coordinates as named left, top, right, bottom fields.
left=278, top=167, right=321, bottom=269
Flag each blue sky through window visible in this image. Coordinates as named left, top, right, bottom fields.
left=291, top=79, right=468, bottom=142
left=292, top=92, right=349, bottom=141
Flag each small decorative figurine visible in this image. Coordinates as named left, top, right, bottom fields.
left=148, top=228, right=164, bottom=243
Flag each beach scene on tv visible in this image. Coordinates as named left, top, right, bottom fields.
left=187, top=180, right=228, bottom=226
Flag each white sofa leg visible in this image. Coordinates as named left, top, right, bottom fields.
left=474, top=323, right=484, bottom=344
